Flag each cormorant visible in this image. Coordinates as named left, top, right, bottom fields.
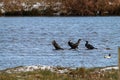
left=52, top=40, right=64, bottom=50
left=68, top=39, right=81, bottom=49
left=85, top=41, right=97, bottom=50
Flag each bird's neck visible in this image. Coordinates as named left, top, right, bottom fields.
left=77, top=40, right=80, bottom=43
left=86, top=42, right=88, bottom=45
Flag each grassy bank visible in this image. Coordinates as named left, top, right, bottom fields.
left=0, top=67, right=118, bottom=80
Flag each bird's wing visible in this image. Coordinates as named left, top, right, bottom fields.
left=88, top=44, right=94, bottom=49
left=68, top=41, right=75, bottom=46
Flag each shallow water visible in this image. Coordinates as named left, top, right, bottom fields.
left=0, top=17, right=120, bottom=70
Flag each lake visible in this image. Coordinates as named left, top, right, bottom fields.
left=0, top=17, right=120, bottom=70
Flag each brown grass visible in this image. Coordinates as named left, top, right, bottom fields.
left=0, top=67, right=118, bottom=80
left=0, top=0, right=120, bottom=16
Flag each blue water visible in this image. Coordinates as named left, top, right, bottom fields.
left=0, top=17, right=120, bottom=70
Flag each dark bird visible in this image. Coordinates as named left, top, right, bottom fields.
left=68, top=39, right=81, bottom=49
left=85, top=41, right=97, bottom=50
left=52, top=40, right=64, bottom=50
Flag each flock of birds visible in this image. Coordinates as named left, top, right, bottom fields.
left=52, top=39, right=111, bottom=59
left=52, top=39, right=97, bottom=50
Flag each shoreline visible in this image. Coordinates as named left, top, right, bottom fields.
left=0, top=65, right=118, bottom=80
left=0, top=65, right=118, bottom=74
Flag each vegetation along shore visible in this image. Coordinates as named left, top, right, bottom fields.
left=0, top=0, right=120, bottom=16
left=0, top=65, right=118, bottom=80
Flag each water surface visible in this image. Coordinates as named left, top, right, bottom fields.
left=0, top=17, right=120, bottom=70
